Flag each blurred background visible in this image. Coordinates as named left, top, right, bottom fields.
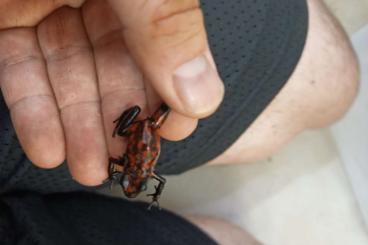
left=110, top=1, right=368, bottom=244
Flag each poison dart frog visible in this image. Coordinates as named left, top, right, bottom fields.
left=108, top=104, right=170, bottom=209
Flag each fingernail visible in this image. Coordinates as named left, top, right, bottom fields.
left=173, top=55, right=224, bottom=116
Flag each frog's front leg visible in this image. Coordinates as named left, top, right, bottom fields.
left=108, top=155, right=128, bottom=189
left=150, top=103, right=170, bottom=129
left=112, top=106, right=141, bottom=137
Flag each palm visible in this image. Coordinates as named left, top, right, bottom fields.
left=0, top=1, right=166, bottom=185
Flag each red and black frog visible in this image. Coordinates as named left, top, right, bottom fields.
left=108, top=103, right=170, bottom=209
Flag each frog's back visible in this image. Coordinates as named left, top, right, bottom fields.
left=126, top=120, right=161, bottom=169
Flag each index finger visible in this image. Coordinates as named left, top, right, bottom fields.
left=0, top=28, right=65, bottom=168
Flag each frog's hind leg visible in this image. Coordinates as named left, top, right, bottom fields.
left=112, top=106, right=141, bottom=137
left=147, top=173, right=166, bottom=210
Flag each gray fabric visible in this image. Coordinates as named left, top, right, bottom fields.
left=0, top=192, right=217, bottom=245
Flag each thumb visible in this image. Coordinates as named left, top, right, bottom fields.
left=107, top=0, right=224, bottom=118
left=0, top=0, right=85, bottom=29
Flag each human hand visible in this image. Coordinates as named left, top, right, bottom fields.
left=0, top=0, right=224, bottom=185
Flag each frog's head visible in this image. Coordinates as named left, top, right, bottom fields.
left=120, top=173, right=148, bottom=198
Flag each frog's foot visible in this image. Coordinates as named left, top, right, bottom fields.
left=108, top=156, right=126, bottom=189
left=108, top=171, right=122, bottom=190
left=112, top=106, right=141, bottom=137
left=147, top=199, right=161, bottom=210
left=146, top=182, right=164, bottom=210
left=147, top=186, right=161, bottom=210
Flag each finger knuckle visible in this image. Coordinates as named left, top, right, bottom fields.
left=152, top=0, right=200, bottom=21
left=148, top=1, right=206, bottom=58
left=151, top=0, right=203, bottom=37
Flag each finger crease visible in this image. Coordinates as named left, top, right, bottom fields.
left=59, top=99, right=100, bottom=112
left=9, top=94, right=54, bottom=111
left=46, top=45, right=92, bottom=62
left=92, top=28, right=123, bottom=48
left=101, top=87, right=145, bottom=101
left=0, top=54, right=43, bottom=71
left=153, top=4, right=200, bottom=23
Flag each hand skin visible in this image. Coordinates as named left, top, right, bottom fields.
left=0, top=0, right=224, bottom=186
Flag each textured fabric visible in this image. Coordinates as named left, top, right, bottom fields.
left=0, top=192, right=217, bottom=245
left=0, top=0, right=308, bottom=244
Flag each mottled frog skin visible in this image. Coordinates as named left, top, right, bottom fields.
left=108, top=104, right=169, bottom=208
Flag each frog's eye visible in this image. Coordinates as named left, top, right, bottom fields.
left=140, top=182, right=148, bottom=192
